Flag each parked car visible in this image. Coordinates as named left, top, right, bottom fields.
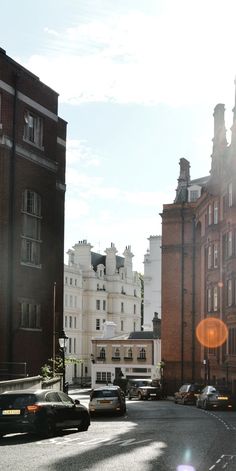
left=89, top=386, right=126, bottom=415
left=196, top=385, right=235, bottom=410
left=126, top=378, right=162, bottom=400
left=174, top=383, right=204, bottom=405
left=0, top=389, right=90, bottom=438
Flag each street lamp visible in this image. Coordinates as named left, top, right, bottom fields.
left=58, top=330, right=68, bottom=392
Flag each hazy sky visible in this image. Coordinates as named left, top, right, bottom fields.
left=1, top=0, right=236, bottom=272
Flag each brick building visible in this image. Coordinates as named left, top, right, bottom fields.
left=161, top=98, right=236, bottom=394
left=0, top=48, right=66, bottom=377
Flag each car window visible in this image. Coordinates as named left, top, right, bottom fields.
left=57, top=392, right=74, bottom=404
left=0, top=394, right=36, bottom=408
left=45, top=392, right=61, bottom=402
left=91, top=389, right=119, bottom=399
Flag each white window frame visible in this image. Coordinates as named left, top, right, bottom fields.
left=24, top=109, right=43, bottom=148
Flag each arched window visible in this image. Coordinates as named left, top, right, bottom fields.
left=128, top=348, right=132, bottom=358
left=139, top=348, right=146, bottom=359
left=114, top=348, right=120, bottom=358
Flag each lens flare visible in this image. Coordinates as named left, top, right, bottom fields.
left=196, top=317, right=228, bottom=348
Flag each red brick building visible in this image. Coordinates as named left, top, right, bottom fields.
left=161, top=100, right=236, bottom=394
left=0, top=48, right=66, bottom=377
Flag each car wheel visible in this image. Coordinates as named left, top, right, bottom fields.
left=138, top=392, right=142, bottom=401
left=39, top=418, right=55, bottom=438
left=78, top=415, right=90, bottom=432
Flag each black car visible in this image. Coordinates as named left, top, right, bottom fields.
left=126, top=378, right=162, bottom=400
left=196, top=385, right=235, bottom=410
left=174, top=384, right=204, bottom=405
left=0, top=389, right=90, bottom=438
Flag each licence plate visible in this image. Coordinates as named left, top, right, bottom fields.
left=99, top=400, right=112, bottom=404
left=2, top=409, right=21, bottom=415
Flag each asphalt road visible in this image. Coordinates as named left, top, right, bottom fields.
left=1, top=393, right=236, bottom=471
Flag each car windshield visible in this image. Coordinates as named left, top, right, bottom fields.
left=91, top=389, right=119, bottom=399
left=137, top=381, right=152, bottom=387
left=0, top=394, right=36, bottom=408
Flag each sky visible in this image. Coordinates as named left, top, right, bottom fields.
left=1, top=0, right=236, bottom=272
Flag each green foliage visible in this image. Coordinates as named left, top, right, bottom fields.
left=40, top=356, right=63, bottom=380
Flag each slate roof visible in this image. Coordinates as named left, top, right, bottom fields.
left=91, top=252, right=124, bottom=271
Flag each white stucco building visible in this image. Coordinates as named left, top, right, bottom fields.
left=143, top=235, right=162, bottom=330
left=64, top=240, right=141, bottom=384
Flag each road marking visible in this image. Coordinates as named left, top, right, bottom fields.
left=209, top=455, right=236, bottom=470
left=36, top=436, right=152, bottom=447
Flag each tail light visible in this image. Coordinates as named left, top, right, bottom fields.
left=26, top=404, right=42, bottom=413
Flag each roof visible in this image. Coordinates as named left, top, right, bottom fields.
left=91, top=252, right=124, bottom=271
left=128, top=331, right=154, bottom=340
left=190, top=176, right=210, bottom=186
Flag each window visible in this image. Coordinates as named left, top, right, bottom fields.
left=74, top=296, right=77, bottom=308
left=121, top=302, right=124, bottom=313
left=228, top=327, right=236, bottom=354
left=24, top=110, right=43, bottom=147
left=134, top=289, right=137, bottom=297
left=21, top=190, right=42, bottom=266
left=65, top=294, right=68, bottom=307
left=208, top=205, right=212, bottom=225
left=69, top=316, right=72, bottom=328
left=213, top=286, right=218, bottom=311
left=96, top=371, right=111, bottom=383
left=96, top=300, right=100, bottom=310
left=213, top=202, right=219, bottom=224
left=65, top=316, right=67, bottom=328
left=103, top=300, right=106, bottom=310
left=99, top=347, right=106, bottom=359
left=134, top=304, right=136, bottom=314
left=68, top=338, right=72, bottom=354
left=70, top=278, right=73, bottom=285
left=207, top=246, right=211, bottom=268
left=229, top=183, right=233, bottom=207
left=96, top=319, right=100, bottom=330
left=228, top=231, right=233, bottom=257
left=97, top=284, right=99, bottom=290
left=139, top=348, right=146, bottom=359
left=213, top=245, right=218, bottom=268
left=114, top=348, right=120, bottom=358
left=65, top=277, right=68, bottom=284
left=127, top=348, right=133, bottom=358
left=74, top=317, right=77, bottom=329
left=69, top=295, right=73, bottom=307
left=74, top=338, right=76, bottom=353
left=190, top=190, right=199, bottom=202
left=227, top=279, right=233, bottom=307
left=75, top=279, right=77, bottom=286
left=207, top=288, right=212, bottom=312
left=121, top=320, right=124, bottom=331
left=20, top=302, right=41, bottom=329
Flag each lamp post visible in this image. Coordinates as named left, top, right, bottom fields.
left=58, top=330, right=68, bottom=392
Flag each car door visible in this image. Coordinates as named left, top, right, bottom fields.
left=57, top=392, right=78, bottom=428
left=44, top=391, right=66, bottom=429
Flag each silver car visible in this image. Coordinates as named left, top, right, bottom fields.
left=89, top=386, right=126, bottom=415
left=196, top=385, right=234, bottom=410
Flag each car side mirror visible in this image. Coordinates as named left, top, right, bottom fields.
left=74, top=399, right=80, bottom=405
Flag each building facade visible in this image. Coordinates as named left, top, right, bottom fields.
left=0, top=48, right=66, bottom=378
left=161, top=99, right=236, bottom=394
left=143, top=235, right=162, bottom=330
left=90, top=315, right=161, bottom=389
left=64, top=240, right=142, bottom=384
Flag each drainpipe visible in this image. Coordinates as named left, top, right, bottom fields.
left=181, top=205, right=185, bottom=384
left=191, top=216, right=196, bottom=382
left=7, top=71, right=18, bottom=368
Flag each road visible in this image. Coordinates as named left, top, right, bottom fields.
left=1, top=392, right=236, bottom=471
